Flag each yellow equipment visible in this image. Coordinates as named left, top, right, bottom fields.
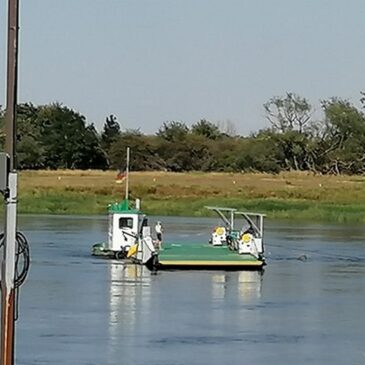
left=127, top=244, right=138, bottom=258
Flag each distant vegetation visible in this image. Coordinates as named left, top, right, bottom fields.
left=2, top=91, right=365, bottom=175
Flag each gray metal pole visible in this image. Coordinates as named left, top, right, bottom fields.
left=1, top=0, right=19, bottom=364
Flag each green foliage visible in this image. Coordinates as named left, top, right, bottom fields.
left=191, top=119, right=222, bottom=140
left=3, top=91, right=365, bottom=175
left=35, top=103, right=107, bottom=169
left=109, top=131, right=164, bottom=171
left=101, top=114, right=121, bottom=156
left=13, top=103, right=107, bottom=170
left=236, top=134, right=282, bottom=173
left=264, top=92, right=312, bottom=133
left=17, top=103, right=45, bottom=169
left=157, top=121, right=189, bottom=142
left=320, top=98, right=365, bottom=174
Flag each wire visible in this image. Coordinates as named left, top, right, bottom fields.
left=0, top=231, right=30, bottom=321
left=14, top=232, right=30, bottom=288
left=0, top=231, right=30, bottom=288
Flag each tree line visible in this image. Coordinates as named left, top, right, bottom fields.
left=1, top=93, right=365, bottom=174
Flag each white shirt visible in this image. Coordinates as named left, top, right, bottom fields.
left=155, top=224, right=162, bottom=234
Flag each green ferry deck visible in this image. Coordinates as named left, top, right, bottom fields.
left=155, top=243, right=265, bottom=270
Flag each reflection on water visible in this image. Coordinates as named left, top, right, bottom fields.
left=109, top=263, right=150, bottom=329
left=238, top=271, right=263, bottom=300
left=211, top=271, right=263, bottom=302
left=108, top=264, right=263, bottom=351
left=108, top=263, right=152, bottom=363
left=211, top=274, right=226, bottom=301
left=106, top=263, right=265, bottom=365
left=11, top=215, right=365, bottom=365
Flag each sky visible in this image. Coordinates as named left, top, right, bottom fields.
left=1, top=0, right=365, bottom=135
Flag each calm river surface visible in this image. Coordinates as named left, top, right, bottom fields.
left=11, top=215, right=365, bottom=365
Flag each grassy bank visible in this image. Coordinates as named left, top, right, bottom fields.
left=16, top=170, right=365, bottom=222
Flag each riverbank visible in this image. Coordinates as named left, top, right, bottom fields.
left=17, top=170, right=365, bottom=222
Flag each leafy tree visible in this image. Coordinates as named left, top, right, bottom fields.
left=16, top=103, right=45, bottom=169
left=264, top=92, right=312, bottom=133
left=101, top=114, right=121, bottom=152
left=273, top=131, right=311, bottom=171
left=236, top=134, right=282, bottom=173
left=191, top=119, right=221, bottom=140
left=157, top=121, right=189, bottom=142
left=76, top=124, right=108, bottom=169
left=109, top=131, right=163, bottom=171
left=320, top=98, right=365, bottom=174
left=35, top=103, right=107, bottom=169
left=262, top=93, right=315, bottom=171
left=206, top=136, right=243, bottom=172
left=155, top=138, right=190, bottom=172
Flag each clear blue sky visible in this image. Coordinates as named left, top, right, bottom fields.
left=1, top=0, right=365, bottom=135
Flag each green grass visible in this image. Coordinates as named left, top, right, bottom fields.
left=143, top=197, right=365, bottom=223
left=14, top=170, right=365, bottom=222
left=16, top=190, right=365, bottom=223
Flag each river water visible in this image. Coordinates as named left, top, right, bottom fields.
left=9, top=215, right=365, bottom=365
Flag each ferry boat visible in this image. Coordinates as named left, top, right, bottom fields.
left=92, top=199, right=266, bottom=270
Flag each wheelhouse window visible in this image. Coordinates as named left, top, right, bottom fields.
left=119, top=217, right=134, bottom=229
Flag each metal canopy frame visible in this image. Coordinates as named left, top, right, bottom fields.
left=206, top=206, right=265, bottom=238
left=205, top=206, right=237, bottom=230
left=234, top=211, right=265, bottom=238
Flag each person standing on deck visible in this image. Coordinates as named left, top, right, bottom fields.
left=155, top=221, right=164, bottom=249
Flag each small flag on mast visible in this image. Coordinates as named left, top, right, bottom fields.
left=116, top=170, right=126, bottom=184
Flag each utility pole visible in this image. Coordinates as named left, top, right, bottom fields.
left=1, top=0, right=20, bottom=364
